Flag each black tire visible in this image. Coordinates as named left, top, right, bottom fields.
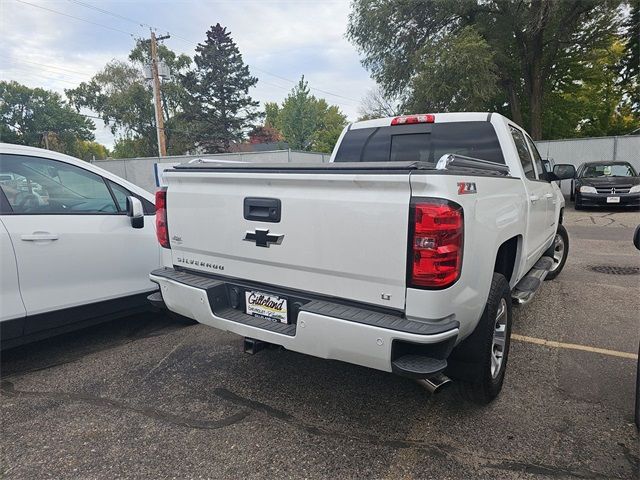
left=545, top=224, right=569, bottom=281
left=574, top=195, right=583, bottom=210
left=450, top=273, right=512, bottom=404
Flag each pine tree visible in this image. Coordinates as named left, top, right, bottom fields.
left=182, top=23, right=260, bottom=152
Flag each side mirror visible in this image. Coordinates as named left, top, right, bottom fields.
left=553, top=164, right=576, bottom=180
left=634, top=225, right=640, bottom=250
left=126, top=196, right=144, bottom=229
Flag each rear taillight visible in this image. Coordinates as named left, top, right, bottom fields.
left=391, top=114, right=435, bottom=125
left=155, top=188, right=170, bottom=249
left=408, top=199, right=463, bottom=289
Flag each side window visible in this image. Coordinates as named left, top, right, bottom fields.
left=107, top=179, right=155, bottom=215
left=108, top=180, right=130, bottom=211
left=525, top=135, right=546, bottom=180
left=0, top=154, right=117, bottom=214
left=509, top=126, right=536, bottom=180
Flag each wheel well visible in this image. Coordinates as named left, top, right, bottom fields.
left=494, top=236, right=519, bottom=284
left=559, top=207, right=564, bottom=224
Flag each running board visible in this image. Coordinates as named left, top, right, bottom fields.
left=512, top=256, right=554, bottom=305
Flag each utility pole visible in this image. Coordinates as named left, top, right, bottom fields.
left=150, top=30, right=170, bottom=157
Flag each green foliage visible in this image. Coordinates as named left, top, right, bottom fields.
left=277, top=77, right=319, bottom=150
left=348, top=0, right=636, bottom=139
left=405, top=26, right=498, bottom=113
left=312, top=102, right=348, bottom=153
left=181, top=23, right=260, bottom=153
left=66, top=40, right=192, bottom=158
left=69, top=140, right=110, bottom=161
left=619, top=0, right=639, bottom=111
left=0, top=81, right=96, bottom=154
left=266, top=77, right=347, bottom=153
left=264, top=102, right=281, bottom=129
left=543, top=38, right=639, bottom=139
left=111, top=135, right=149, bottom=159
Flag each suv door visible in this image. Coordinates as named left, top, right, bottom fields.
left=525, top=134, right=557, bottom=231
left=0, top=214, right=26, bottom=342
left=509, top=126, right=551, bottom=268
left=0, top=153, right=158, bottom=335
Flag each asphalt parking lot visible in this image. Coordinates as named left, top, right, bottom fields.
left=1, top=205, right=639, bottom=479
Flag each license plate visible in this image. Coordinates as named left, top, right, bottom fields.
left=607, top=196, right=620, bottom=203
left=245, top=290, right=288, bottom=323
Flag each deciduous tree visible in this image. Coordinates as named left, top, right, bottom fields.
left=267, top=77, right=347, bottom=152
left=66, top=41, right=192, bottom=157
left=347, top=0, right=629, bottom=139
left=0, top=81, right=95, bottom=154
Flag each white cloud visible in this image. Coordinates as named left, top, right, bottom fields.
left=1, top=0, right=375, bottom=148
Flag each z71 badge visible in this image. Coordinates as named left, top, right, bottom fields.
left=457, top=182, right=477, bottom=194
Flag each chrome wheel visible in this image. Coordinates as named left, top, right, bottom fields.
left=550, top=233, right=565, bottom=272
left=491, top=298, right=507, bottom=379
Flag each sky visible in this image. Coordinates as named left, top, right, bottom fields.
left=0, top=0, right=375, bottom=148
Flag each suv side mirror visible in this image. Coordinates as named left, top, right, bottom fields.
left=126, top=196, right=144, bottom=229
left=553, top=164, right=576, bottom=180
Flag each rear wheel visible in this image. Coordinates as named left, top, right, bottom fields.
left=545, top=224, right=569, bottom=280
left=451, top=273, right=512, bottom=404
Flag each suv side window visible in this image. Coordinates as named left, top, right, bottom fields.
left=0, top=154, right=117, bottom=214
left=509, top=126, right=536, bottom=180
left=525, top=135, right=546, bottom=180
left=107, top=180, right=130, bottom=212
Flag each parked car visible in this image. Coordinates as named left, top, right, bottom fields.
left=0, top=144, right=161, bottom=348
left=149, top=112, right=575, bottom=404
left=571, top=161, right=640, bottom=209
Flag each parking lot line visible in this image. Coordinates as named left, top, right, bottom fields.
left=512, top=334, right=638, bottom=360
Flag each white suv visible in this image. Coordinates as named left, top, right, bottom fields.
left=0, top=143, right=161, bottom=348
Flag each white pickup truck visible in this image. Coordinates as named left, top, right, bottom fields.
left=149, top=112, right=575, bottom=403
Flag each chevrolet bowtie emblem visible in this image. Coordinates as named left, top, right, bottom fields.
left=243, top=229, right=284, bottom=248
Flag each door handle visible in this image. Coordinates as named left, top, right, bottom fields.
left=544, top=193, right=553, bottom=199
left=21, top=232, right=59, bottom=241
left=529, top=195, right=540, bottom=203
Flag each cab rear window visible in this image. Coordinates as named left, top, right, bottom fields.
left=334, top=121, right=505, bottom=165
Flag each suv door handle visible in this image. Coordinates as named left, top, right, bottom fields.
left=529, top=195, right=540, bottom=203
left=21, top=232, right=59, bottom=241
left=544, top=193, right=554, bottom=199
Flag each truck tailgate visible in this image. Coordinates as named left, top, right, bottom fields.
left=164, top=170, right=411, bottom=309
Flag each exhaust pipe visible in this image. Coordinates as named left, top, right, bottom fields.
left=416, top=372, right=452, bottom=394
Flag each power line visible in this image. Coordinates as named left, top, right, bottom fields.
left=0, top=56, right=93, bottom=76
left=66, top=0, right=149, bottom=29
left=250, top=66, right=360, bottom=104
left=2, top=68, right=83, bottom=86
left=14, top=0, right=361, bottom=106
left=47, top=0, right=361, bottom=105
left=166, top=33, right=361, bottom=105
left=14, top=0, right=136, bottom=37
